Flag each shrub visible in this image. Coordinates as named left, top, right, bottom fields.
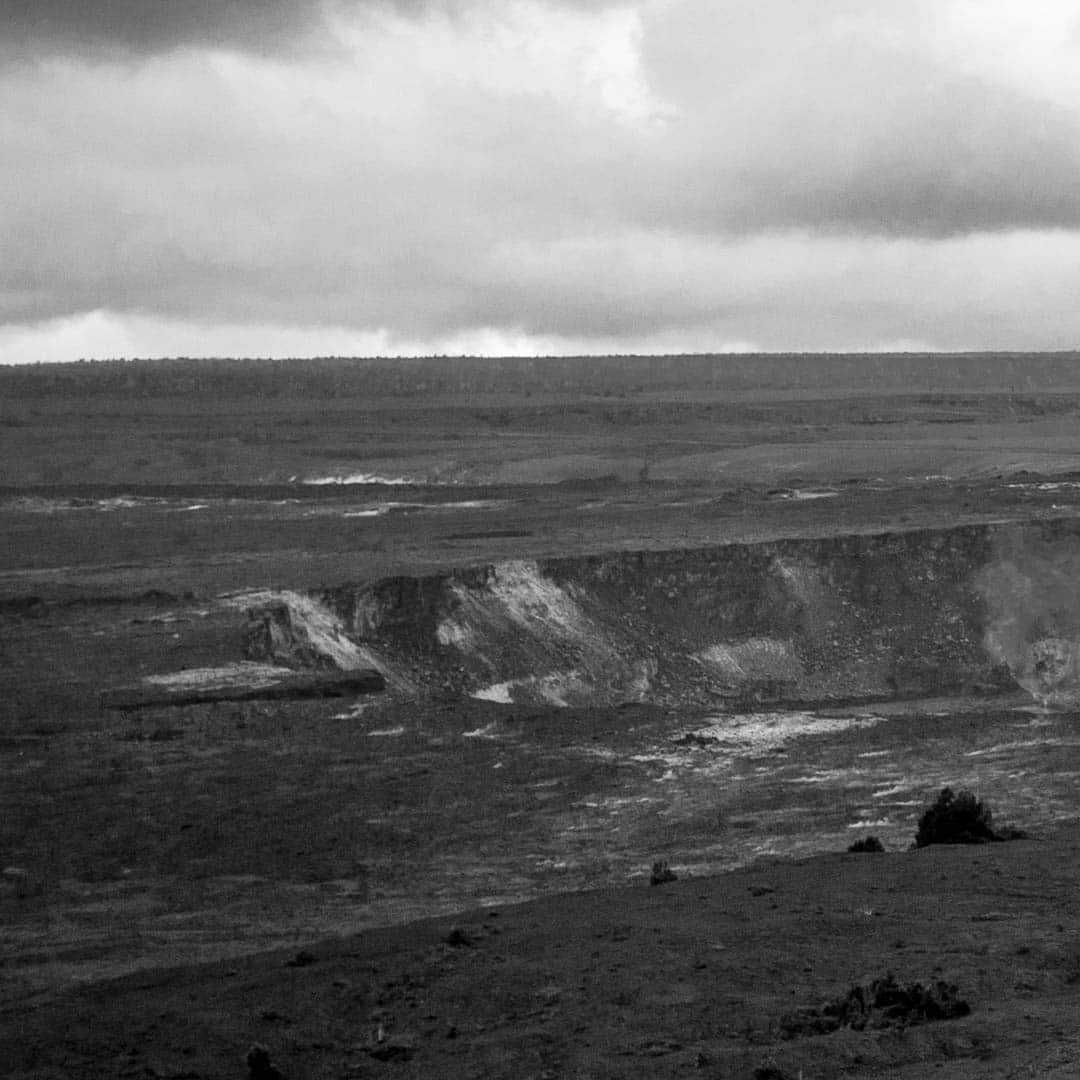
left=848, top=835, right=885, bottom=853
left=914, top=787, right=998, bottom=847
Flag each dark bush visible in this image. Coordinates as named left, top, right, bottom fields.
left=914, top=787, right=998, bottom=847
left=848, top=835, right=885, bottom=853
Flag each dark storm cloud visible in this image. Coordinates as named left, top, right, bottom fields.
left=0, top=1, right=326, bottom=55
left=0, top=0, right=615, bottom=57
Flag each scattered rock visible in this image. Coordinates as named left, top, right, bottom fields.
left=246, top=1043, right=285, bottom=1080
left=367, top=1035, right=417, bottom=1062
left=1, top=865, right=43, bottom=899
left=779, top=971, right=970, bottom=1038
left=674, top=732, right=718, bottom=749
left=753, top=1065, right=798, bottom=1080
left=650, top=860, right=678, bottom=886
left=0, top=595, right=46, bottom=619
left=638, top=1039, right=682, bottom=1056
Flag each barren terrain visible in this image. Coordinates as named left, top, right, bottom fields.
left=4, top=354, right=1080, bottom=1077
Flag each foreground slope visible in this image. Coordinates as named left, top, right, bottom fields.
left=4, top=831, right=1079, bottom=1079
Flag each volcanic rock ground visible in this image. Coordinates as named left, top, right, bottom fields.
left=8, top=831, right=1080, bottom=1080
left=4, top=355, right=1080, bottom=1078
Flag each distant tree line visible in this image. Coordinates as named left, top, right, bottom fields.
left=3, top=352, right=1080, bottom=401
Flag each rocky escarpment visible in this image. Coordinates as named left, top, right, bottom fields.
left=241, top=519, right=1080, bottom=709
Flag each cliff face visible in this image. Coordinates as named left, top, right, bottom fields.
left=245, top=519, right=1080, bottom=708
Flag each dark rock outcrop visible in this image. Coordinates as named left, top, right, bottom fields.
left=780, top=972, right=970, bottom=1038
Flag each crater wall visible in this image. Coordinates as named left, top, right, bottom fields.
left=245, top=519, right=1080, bottom=708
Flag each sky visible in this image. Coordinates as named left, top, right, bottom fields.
left=3, top=0, right=1080, bottom=362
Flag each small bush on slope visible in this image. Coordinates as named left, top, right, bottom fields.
left=847, top=835, right=885, bottom=853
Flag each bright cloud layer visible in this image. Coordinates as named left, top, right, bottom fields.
left=3, top=0, right=1080, bottom=360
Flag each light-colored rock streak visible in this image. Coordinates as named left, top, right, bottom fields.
left=223, top=589, right=411, bottom=691
left=142, top=662, right=295, bottom=691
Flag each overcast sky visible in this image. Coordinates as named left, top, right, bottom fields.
left=3, top=0, right=1080, bottom=361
